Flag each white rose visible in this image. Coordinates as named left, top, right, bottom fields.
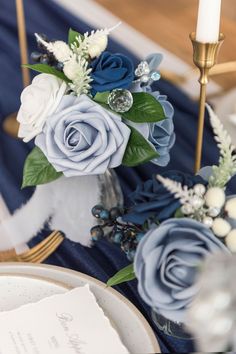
left=17, top=74, right=68, bottom=142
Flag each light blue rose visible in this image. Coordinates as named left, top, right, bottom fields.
left=35, top=95, right=131, bottom=176
left=148, top=92, right=175, bottom=166
left=127, top=91, right=175, bottom=166
left=134, top=218, right=229, bottom=323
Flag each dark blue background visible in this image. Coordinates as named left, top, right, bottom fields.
left=1, top=1, right=235, bottom=352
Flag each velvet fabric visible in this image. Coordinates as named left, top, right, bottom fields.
left=1, top=0, right=236, bottom=352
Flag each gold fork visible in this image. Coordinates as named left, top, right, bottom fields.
left=0, top=231, right=64, bottom=263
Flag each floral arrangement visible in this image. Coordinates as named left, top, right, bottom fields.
left=17, top=26, right=175, bottom=188
left=93, top=104, right=236, bottom=325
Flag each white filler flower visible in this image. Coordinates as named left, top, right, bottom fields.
left=35, top=34, right=72, bottom=63
left=17, top=74, right=67, bottom=142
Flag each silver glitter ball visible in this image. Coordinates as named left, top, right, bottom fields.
left=208, top=207, right=221, bottom=218
left=203, top=216, right=213, bottom=228
left=181, top=204, right=193, bottom=215
left=151, top=71, right=161, bottom=81
left=108, top=89, right=133, bottom=113
left=193, top=184, right=206, bottom=196
left=192, top=195, right=204, bottom=209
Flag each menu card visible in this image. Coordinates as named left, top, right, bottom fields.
left=0, top=285, right=129, bottom=354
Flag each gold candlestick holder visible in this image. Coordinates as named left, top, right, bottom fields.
left=190, top=32, right=224, bottom=173
left=3, top=0, right=30, bottom=138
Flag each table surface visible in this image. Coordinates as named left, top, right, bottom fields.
left=1, top=1, right=236, bottom=352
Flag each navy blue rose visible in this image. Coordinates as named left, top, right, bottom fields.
left=91, top=51, right=134, bottom=94
left=122, top=171, right=206, bottom=225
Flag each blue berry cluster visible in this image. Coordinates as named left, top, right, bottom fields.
left=30, top=33, right=63, bottom=71
left=90, top=205, right=145, bottom=261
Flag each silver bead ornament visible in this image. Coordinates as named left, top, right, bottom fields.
left=202, top=216, right=213, bottom=228
left=193, top=183, right=206, bottom=196
left=192, top=195, right=204, bottom=209
left=150, top=71, right=161, bottom=81
left=208, top=207, right=221, bottom=218
left=135, top=61, right=150, bottom=77
left=140, top=74, right=150, bottom=83
left=181, top=204, right=193, bottom=215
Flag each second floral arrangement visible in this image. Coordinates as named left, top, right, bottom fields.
left=93, top=105, right=236, bottom=327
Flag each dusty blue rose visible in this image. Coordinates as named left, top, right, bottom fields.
left=149, top=92, right=175, bottom=166
left=123, top=171, right=206, bottom=225
left=126, top=93, right=175, bottom=166
left=134, top=218, right=229, bottom=323
left=35, top=94, right=131, bottom=176
left=131, top=61, right=175, bottom=166
left=91, top=51, right=134, bottom=94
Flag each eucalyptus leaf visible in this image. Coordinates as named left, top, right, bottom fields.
left=68, top=28, right=84, bottom=46
left=122, top=92, right=166, bottom=123
left=22, top=147, right=62, bottom=188
left=93, top=92, right=110, bottom=104
left=107, top=264, right=136, bottom=287
left=122, top=126, right=159, bottom=167
left=23, top=64, right=70, bottom=82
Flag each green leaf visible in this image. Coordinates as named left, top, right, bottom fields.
left=68, top=28, right=84, bottom=47
left=93, top=91, right=110, bottom=104
left=122, top=126, right=159, bottom=167
left=122, top=92, right=166, bottom=123
left=22, top=147, right=62, bottom=188
left=107, top=264, right=136, bottom=287
left=174, top=208, right=184, bottom=218
left=23, top=64, right=70, bottom=82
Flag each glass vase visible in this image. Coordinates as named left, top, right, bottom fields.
left=98, top=169, right=124, bottom=209
left=151, top=310, right=193, bottom=340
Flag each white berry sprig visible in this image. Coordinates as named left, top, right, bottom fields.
left=157, top=174, right=236, bottom=252
left=156, top=175, right=205, bottom=217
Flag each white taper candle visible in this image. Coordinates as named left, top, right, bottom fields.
left=196, top=0, right=222, bottom=43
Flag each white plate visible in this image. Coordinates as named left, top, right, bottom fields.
left=0, top=263, right=160, bottom=353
